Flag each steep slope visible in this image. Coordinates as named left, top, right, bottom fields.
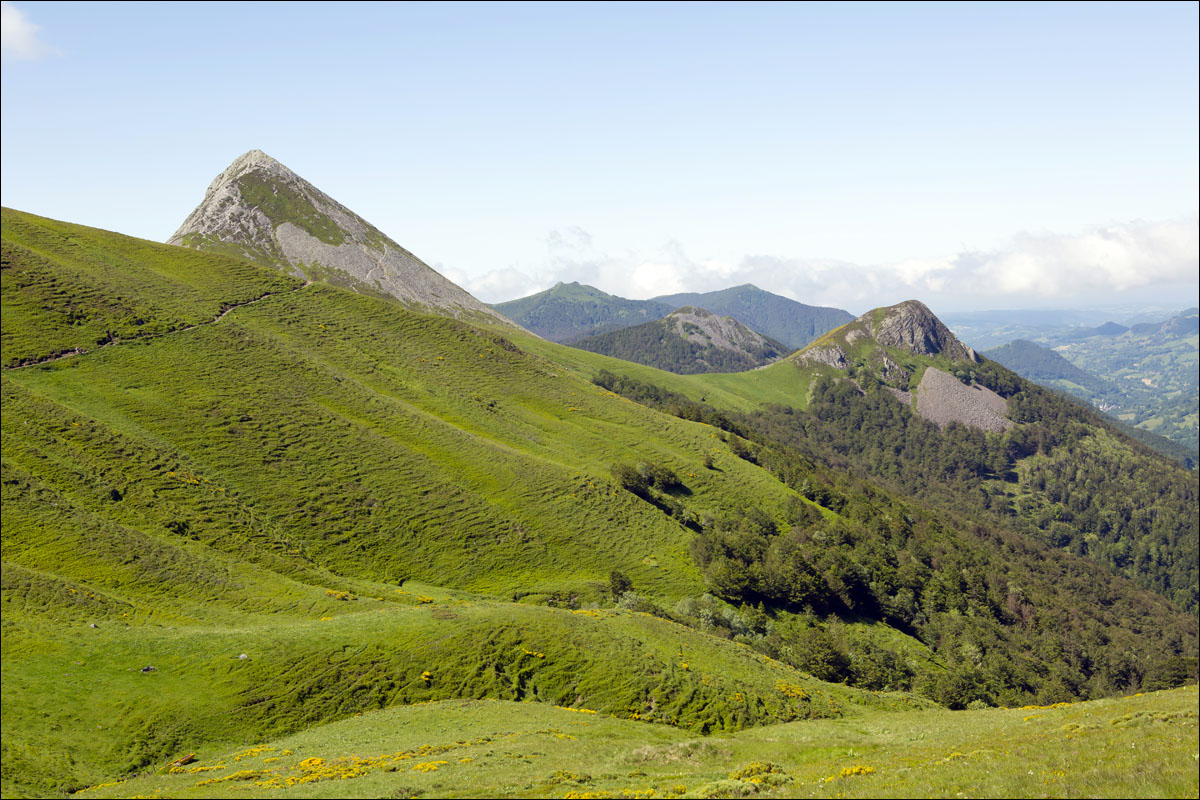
left=652, top=284, right=853, bottom=349
left=491, top=281, right=672, bottom=342
left=572, top=306, right=790, bottom=374
left=168, top=150, right=514, bottom=326
left=2, top=210, right=879, bottom=795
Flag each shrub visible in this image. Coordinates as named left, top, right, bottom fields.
left=639, top=460, right=681, bottom=491
left=611, top=463, right=649, bottom=494
left=609, top=570, right=633, bottom=599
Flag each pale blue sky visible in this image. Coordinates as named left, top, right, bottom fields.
left=2, top=1, right=1196, bottom=312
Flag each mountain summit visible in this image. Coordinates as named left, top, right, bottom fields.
left=797, top=300, right=977, bottom=370
left=866, top=300, right=978, bottom=362
left=794, top=300, right=1008, bottom=432
left=491, top=281, right=672, bottom=342
left=169, top=150, right=513, bottom=325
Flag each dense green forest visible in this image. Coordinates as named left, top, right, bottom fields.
left=592, top=370, right=1199, bottom=706
left=743, top=371, right=1199, bottom=613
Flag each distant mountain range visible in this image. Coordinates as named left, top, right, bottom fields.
left=493, top=282, right=852, bottom=349
left=572, top=306, right=790, bottom=374
left=650, top=285, right=854, bottom=349
left=942, top=308, right=1176, bottom=350
left=489, top=282, right=671, bottom=343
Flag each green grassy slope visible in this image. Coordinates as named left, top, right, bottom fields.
left=1, top=208, right=300, bottom=367
left=0, top=210, right=897, bottom=796
left=3, top=207, right=812, bottom=601
left=5, top=586, right=927, bottom=797
left=4, top=288, right=805, bottom=597
left=75, top=687, right=1199, bottom=799
left=510, top=330, right=812, bottom=412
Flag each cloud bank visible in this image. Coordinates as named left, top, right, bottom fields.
left=1, top=1, right=55, bottom=60
left=459, top=217, right=1199, bottom=312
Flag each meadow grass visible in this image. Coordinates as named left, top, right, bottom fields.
left=1, top=208, right=300, bottom=367
left=70, top=687, right=1198, bottom=799
left=2, top=588, right=924, bottom=797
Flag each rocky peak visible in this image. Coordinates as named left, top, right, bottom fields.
left=664, top=307, right=783, bottom=354
left=867, top=300, right=977, bottom=362
left=168, top=150, right=516, bottom=327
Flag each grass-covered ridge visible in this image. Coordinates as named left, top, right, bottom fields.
left=6, top=587, right=924, bottom=797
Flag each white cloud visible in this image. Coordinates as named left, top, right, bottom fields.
left=459, top=217, right=1199, bottom=311
left=963, top=218, right=1199, bottom=297
left=1, top=1, right=55, bottom=60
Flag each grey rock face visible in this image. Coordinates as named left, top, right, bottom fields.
left=879, top=355, right=911, bottom=384
left=796, top=345, right=848, bottom=369
left=664, top=307, right=778, bottom=354
left=869, top=301, right=977, bottom=362
left=169, top=150, right=516, bottom=327
left=914, top=367, right=1012, bottom=433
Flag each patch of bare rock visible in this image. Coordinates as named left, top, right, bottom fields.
left=915, top=367, right=1012, bottom=433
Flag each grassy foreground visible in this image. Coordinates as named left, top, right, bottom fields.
left=76, top=686, right=1199, bottom=799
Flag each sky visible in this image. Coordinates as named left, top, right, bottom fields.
left=2, top=1, right=1197, bottom=314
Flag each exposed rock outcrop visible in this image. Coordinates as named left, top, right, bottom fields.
left=570, top=306, right=787, bottom=374
left=914, top=367, right=1012, bottom=432
left=796, top=345, right=848, bottom=369
left=869, top=301, right=977, bottom=362
left=664, top=307, right=782, bottom=355
left=169, top=150, right=515, bottom=326
left=792, top=299, right=978, bottom=376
